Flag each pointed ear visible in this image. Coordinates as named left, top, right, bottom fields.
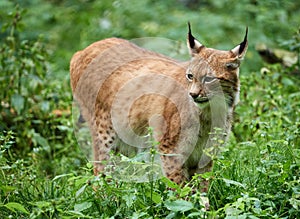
left=187, top=22, right=205, bottom=56
left=231, top=27, right=248, bottom=59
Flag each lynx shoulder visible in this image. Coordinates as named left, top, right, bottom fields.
left=70, top=23, right=248, bottom=184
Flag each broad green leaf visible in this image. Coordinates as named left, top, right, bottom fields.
left=57, top=125, right=71, bottom=131
left=76, top=184, right=87, bottom=198
left=145, top=191, right=162, bottom=204
left=0, top=185, right=16, bottom=192
left=5, top=202, right=29, bottom=214
left=160, top=177, right=179, bottom=189
left=187, top=212, right=204, bottom=218
left=32, top=132, right=49, bottom=149
left=66, top=210, right=86, bottom=217
left=197, top=171, right=214, bottom=180
left=164, top=199, right=193, bottom=212
left=123, top=193, right=136, bottom=207
left=131, top=212, right=147, bottom=219
left=40, top=101, right=50, bottom=112
left=74, top=201, right=92, bottom=212
left=52, top=173, right=74, bottom=181
left=223, top=178, right=246, bottom=189
left=179, top=186, right=191, bottom=197
left=282, top=77, right=295, bottom=87
left=30, top=201, right=51, bottom=208
left=11, top=94, right=24, bottom=114
left=166, top=212, right=176, bottom=219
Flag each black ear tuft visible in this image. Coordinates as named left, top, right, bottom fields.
left=188, top=22, right=195, bottom=48
left=239, top=27, right=248, bottom=54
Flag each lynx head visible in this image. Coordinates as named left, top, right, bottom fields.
left=186, top=22, right=248, bottom=108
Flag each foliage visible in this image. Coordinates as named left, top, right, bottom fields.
left=211, top=65, right=300, bottom=218
left=0, top=0, right=300, bottom=218
left=0, top=4, right=85, bottom=176
left=0, top=5, right=49, bottom=146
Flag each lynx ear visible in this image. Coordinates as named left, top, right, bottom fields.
left=231, top=27, right=248, bottom=59
left=187, top=22, right=205, bottom=55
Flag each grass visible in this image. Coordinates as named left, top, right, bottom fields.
left=1, top=1, right=300, bottom=218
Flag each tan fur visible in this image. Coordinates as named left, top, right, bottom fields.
left=70, top=27, right=248, bottom=185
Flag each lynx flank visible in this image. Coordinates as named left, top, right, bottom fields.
left=70, top=23, right=248, bottom=185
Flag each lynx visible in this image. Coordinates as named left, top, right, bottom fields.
left=70, top=23, right=248, bottom=185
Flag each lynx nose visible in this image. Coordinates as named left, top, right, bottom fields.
left=189, top=92, right=199, bottom=99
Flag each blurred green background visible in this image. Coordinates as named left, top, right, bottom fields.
left=1, top=0, right=299, bottom=74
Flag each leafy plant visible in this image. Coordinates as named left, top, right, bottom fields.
left=0, top=5, right=49, bottom=148
left=0, top=4, right=84, bottom=177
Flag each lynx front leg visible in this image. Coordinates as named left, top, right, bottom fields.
left=91, top=112, right=116, bottom=176
left=161, top=158, right=187, bottom=184
left=197, top=154, right=214, bottom=174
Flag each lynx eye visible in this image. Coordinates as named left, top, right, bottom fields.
left=186, top=73, right=194, bottom=81
left=203, top=76, right=216, bottom=83
left=226, top=62, right=239, bottom=70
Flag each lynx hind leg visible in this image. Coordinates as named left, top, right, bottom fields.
left=159, top=142, right=188, bottom=184
left=91, top=111, right=116, bottom=176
